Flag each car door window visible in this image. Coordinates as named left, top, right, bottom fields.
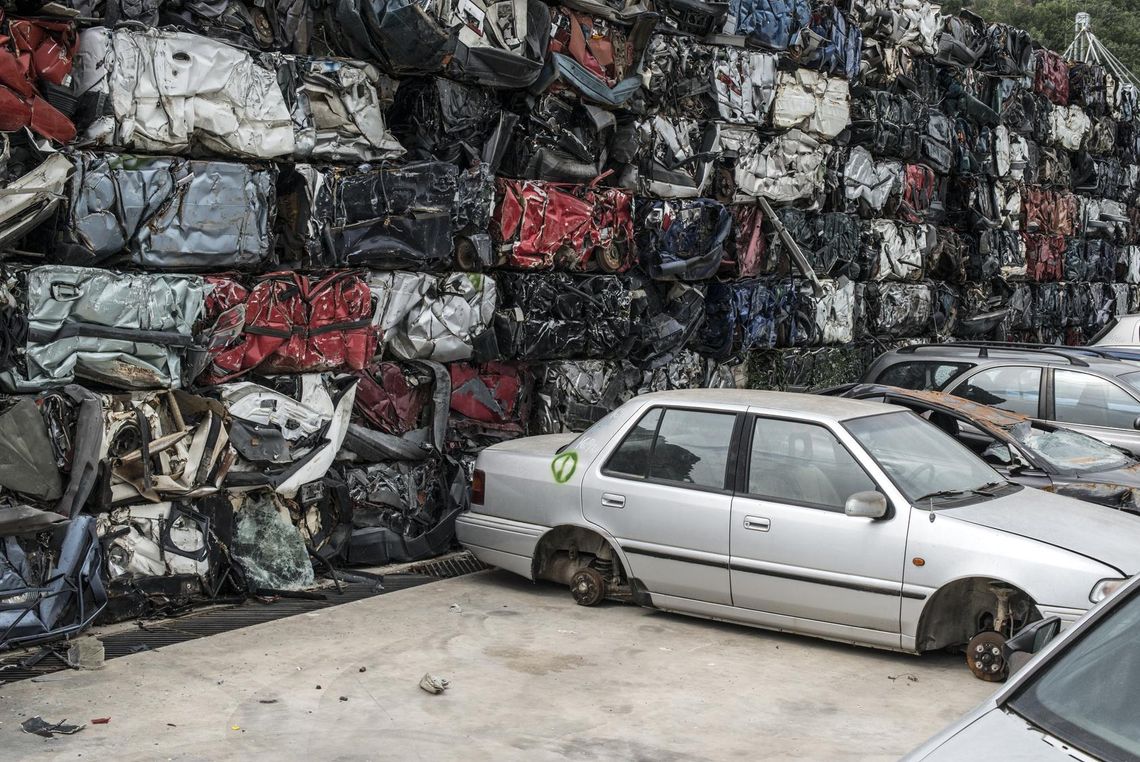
left=877, top=361, right=972, bottom=390
left=603, top=408, right=662, bottom=478
left=1054, top=370, right=1140, bottom=429
left=604, top=407, right=736, bottom=491
left=648, top=409, right=736, bottom=489
left=956, top=366, right=1041, bottom=417
left=747, top=418, right=877, bottom=512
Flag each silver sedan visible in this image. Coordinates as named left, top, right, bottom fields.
left=457, top=389, right=1140, bottom=679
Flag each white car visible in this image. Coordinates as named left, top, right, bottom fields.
left=456, top=390, right=1140, bottom=678
left=905, top=574, right=1140, bottom=760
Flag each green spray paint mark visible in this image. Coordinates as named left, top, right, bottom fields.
left=551, top=451, right=578, bottom=483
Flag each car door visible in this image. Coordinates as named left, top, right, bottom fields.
left=582, top=405, right=741, bottom=605
left=729, top=413, right=909, bottom=635
left=1047, top=369, right=1140, bottom=456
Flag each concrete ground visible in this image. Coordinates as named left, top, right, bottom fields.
left=1, top=570, right=992, bottom=761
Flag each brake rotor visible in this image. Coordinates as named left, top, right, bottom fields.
left=570, top=566, right=606, bottom=607
left=967, top=630, right=1008, bottom=682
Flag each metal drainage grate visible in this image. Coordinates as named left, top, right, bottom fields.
left=406, top=551, right=488, bottom=579
left=0, top=573, right=439, bottom=683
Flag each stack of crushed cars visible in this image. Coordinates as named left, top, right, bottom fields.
left=0, top=0, right=1136, bottom=650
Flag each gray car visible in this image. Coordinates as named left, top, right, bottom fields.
left=863, top=343, right=1140, bottom=456
left=456, top=389, right=1140, bottom=680
left=905, top=573, right=1140, bottom=761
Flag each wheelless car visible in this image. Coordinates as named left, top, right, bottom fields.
left=862, top=342, right=1140, bottom=456
left=456, top=389, right=1140, bottom=680
left=905, top=573, right=1139, bottom=761
left=831, top=384, right=1140, bottom=512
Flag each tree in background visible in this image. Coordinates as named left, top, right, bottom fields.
left=942, top=0, right=1140, bottom=77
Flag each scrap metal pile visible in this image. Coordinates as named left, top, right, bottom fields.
left=0, top=0, right=1137, bottom=648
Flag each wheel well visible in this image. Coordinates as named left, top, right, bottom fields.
left=915, top=577, right=1040, bottom=652
left=531, top=525, right=624, bottom=587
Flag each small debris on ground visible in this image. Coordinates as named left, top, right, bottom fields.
left=358, top=667, right=366, bottom=673
left=448, top=603, right=462, bottom=613
left=90, top=718, right=111, bottom=725
left=21, top=717, right=85, bottom=738
left=419, top=673, right=450, bottom=695
left=888, top=673, right=919, bottom=683
left=339, top=696, right=348, bottom=702
left=258, top=699, right=278, bottom=704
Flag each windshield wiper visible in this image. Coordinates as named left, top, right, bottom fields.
left=914, top=481, right=1008, bottom=504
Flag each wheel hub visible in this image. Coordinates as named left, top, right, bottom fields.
left=570, top=567, right=606, bottom=607
left=967, top=630, right=1008, bottom=682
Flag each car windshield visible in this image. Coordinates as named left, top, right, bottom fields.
left=844, top=411, right=1006, bottom=504
left=1120, top=370, right=1140, bottom=394
left=1007, top=422, right=1135, bottom=474
left=1007, top=586, right=1140, bottom=760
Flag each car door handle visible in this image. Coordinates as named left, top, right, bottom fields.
left=601, top=493, right=625, bottom=509
left=743, top=516, right=770, bottom=532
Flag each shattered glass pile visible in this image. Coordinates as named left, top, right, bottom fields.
left=1, top=0, right=1137, bottom=648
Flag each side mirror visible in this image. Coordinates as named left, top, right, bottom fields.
left=1133, top=416, right=1140, bottom=431
left=1003, top=616, right=1062, bottom=676
left=845, top=491, right=888, bottom=519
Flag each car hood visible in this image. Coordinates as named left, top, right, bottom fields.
left=908, top=706, right=1083, bottom=761
left=1052, top=463, right=1140, bottom=512
left=942, top=487, right=1140, bottom=575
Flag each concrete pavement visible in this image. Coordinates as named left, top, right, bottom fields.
left=0, top=570, right=993, bottom=760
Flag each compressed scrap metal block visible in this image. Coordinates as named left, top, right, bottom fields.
left=721, top=204, right=768, bottom=277
left=726, top=128, right=829, bottom=203
left=501, top=93, right=613, bottom=182
left=97, top=503, right=213, bottom=583
left=0, top=515, right=106, bottom=650
left=848, top=88, right=922, bottom=160
left=843, top=146, right=902, bottom=215
left=448, top=361, right=533, bottom=448
left=72, top=27, right=295, bottom=158
left=0, top=149, right=72, bottom=250
left=201, top=271, right=377, bottom=383
left=369, top=272, right=497, bottom=363
left=973, top=229, right=1025, bottom=281
left=544, top=8, right=656, bottom=107
left=802, top=277, right=855, bottom=345
left=1048, top=105, right=1091, bottom=152
left=220, top=373, right=357, bottom=497
left=768, top=207, right=860, bottom=278
left=342, top=457, right=462, bottom=565
left=1065, top=239, right=1117, bottom=283
left=792, top=3, right=862, bottom=80
left=278, top=162, right=493, bottom=270
left=695, top=279, right=780, bottom=360
left=853, top=0, right=941, bottom=55
left=493, top=272, right=634, bottom=361
left=0, top=15, right=79, bottom=143
left=636, top=198, right=731, bottom=281
left=633, top=115, right=719, bottom=198
left=51, top=153, right=276, bottom=271
left=857, top=281, right=933, bottom=337
left=1, top=267, right=206, bottom=393
left=324, top=0, right=550, bottom=88
left=492, top=179, right=635, bottom=272
left=271, top=54, right=404, bottom=161
left=530, top=360, right=639, bottom=433
left=934, top=11, right=987, bottom=69
left=861, top=220, right=930, bottom=281
left=982, top=22, right=1032, bottom=76
left=725, top=0, right=810, bottom=51
left=1024, top=233, right=1064, bottom=282
left=746, top=344, right=882, bottom=391
left=705, top=45, right=778, bottom=125
left=1022, top=186, right=1077, bottom=237
left=771, top=69, right=850, bottom=140
left=389, top=78, right=513, bottom=167
left=97, top=390, right=233, bottom=506
left=1069, top=62, right=1108, bottom=117
left=353, top=361, right=447, bottom=441
left=1034, top=48, right=1069, bottom=106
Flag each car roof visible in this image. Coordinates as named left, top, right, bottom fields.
left=633, top=389, right=899, bottom=422
left=880, top=344, right=1140, bottom=376
left=849, top=384, right=1029, bottom=429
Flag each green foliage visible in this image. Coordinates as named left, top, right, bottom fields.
left=942, top=0, right=1140, bottom=77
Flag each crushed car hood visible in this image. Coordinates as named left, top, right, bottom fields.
left=943, top=488, right=1140, bottom=575
left=1053, top=464, right=1140, bottom=511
